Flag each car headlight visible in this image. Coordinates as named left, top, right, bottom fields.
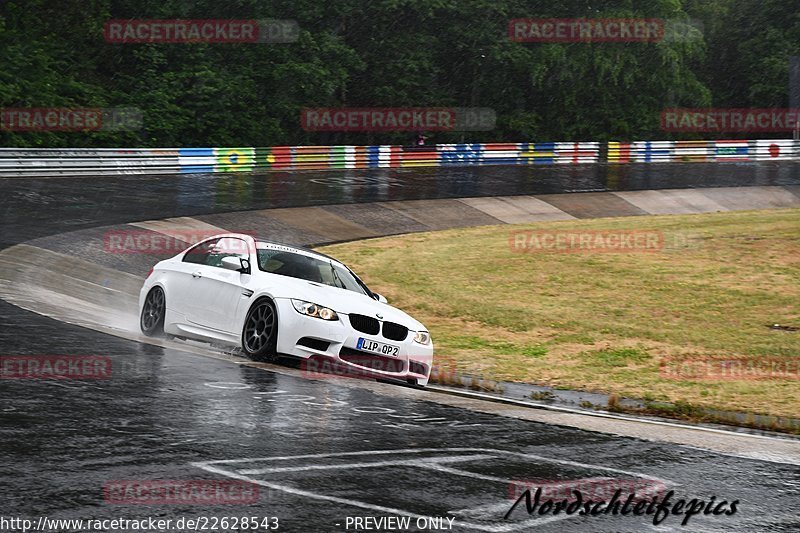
left=291, top=299, right=339, bottom=321
left=413, top=330, right=432, bottom=345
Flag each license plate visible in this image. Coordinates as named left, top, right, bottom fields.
left=357, top=338, right=399, bottom=356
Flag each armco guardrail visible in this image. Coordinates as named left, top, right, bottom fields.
left=608, top=139, right=800, bottom=162
left=0, top=143, right=599, bottom=177
left=0, top=139, right=797, bottom=177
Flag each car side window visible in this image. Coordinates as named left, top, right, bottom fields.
left=203, top=237, right=249, bottom=268
left=183, top=238, right=248, bottom=268
left=183, top=238, right=221, bottom=265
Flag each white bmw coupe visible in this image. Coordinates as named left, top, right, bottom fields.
left=139, top=234, right=433, bottom=385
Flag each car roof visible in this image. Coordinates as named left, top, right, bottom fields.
left=255, top=239, right=340, bottom=264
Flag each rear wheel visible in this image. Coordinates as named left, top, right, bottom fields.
left=242, top=299, right=278, bottom=362
left=140, top=287, right=166, bottom=337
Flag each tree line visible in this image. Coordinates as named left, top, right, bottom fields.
left=1, top=0, right=798, bottom=147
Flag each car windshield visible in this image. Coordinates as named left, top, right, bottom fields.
left=257, top=248, right=369, bottom=296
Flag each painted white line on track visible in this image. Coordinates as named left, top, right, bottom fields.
left=204, top=381, right=252, bottom=389
left=193, top=448, right=675, bottom=532
left=237, top=454, right=495, bottom=475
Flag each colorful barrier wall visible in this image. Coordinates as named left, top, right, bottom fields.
left=607, top=139, right=799, bottom=163
left=0, top=143, right=601, bottom=177
left=1, top=140, right=798, bottom=177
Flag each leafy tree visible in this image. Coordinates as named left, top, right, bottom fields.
left=0, top=0, right=793, bottom=147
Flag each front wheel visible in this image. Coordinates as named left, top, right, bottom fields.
left=242, top=299, right=278, bottom=362
left=140, top=287, right=166, bottom=337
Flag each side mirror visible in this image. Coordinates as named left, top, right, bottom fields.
left=373, top=293, right=388, bottom=304
left=221, top=256, right=249, bottom=273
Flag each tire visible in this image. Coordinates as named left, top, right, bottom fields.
left=241, top=298, right=278, bottom=362
left=140, top=287, right=166, bottom=337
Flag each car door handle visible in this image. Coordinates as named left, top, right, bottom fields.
left=192, top=271, right=203, bottom=279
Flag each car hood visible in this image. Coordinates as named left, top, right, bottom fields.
left=267, top=275, right=426, bottom=331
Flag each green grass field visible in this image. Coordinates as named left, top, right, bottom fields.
left=318, top=208, right=800, bottom=421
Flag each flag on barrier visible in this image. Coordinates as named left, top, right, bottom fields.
left=520, top=142, right=556, bottom=164
left=714, top=140, right=750, bottom=161
left=635, top=141, right=673, bottom=162
left=179, top=148, right=214, bottom=173
left=556, top=142, right=599, bottom=163
left=329, top=145, right=351, bottom=169
left=254, top=147, right=272, bottom=169
left=608, top=141, right=632, bottom=163
left=438, top=144, right=481, bottom=165
left=754, top=139, right=795, bottom=160
left=383, top=145, right=401, bottom=168
left=479, top=143, right=521, bottom=165
left=215, top=147, right=255, bottom=172
left=270, top=146, right=293, bottom=169
left=293, top=146, right=333, bottom=170
left=674, top=140, right=709, bottom=162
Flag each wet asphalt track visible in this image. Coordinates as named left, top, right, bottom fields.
left=2, top=163, right=800, bottom=532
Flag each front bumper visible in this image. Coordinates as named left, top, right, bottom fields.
left=274, top=298, right=433, bottom=386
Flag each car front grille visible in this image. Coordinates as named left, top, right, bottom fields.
left=348, top=314, right=380, bottom=335
left=382, top=322, right=409, bottom=341
left=339, top=347, right=405, bottom=373
left=348, top=314, right=409, bottom=342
